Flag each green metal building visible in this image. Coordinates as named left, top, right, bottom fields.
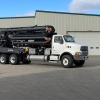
left=0, top=10, right=100, bottom=55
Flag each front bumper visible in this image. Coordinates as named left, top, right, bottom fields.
left=73, top=55, right=89, bottom=60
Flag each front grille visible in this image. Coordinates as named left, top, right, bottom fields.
left=82, top=51, right=88, bottom=55
left=80, top=46, right=88, bottom=51
left=80, top=46, right=88, bottom=55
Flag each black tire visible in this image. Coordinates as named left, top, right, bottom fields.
left=0, top=54, right=9, bottom=64
left=61, top=55, right=73, bottom=68
left=74, top=60, right=85, bottom=66
left=9, top=54, right=20, bottom=65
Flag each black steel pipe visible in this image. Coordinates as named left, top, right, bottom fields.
left=13, top=33, right=53, bottom=37
left=2, top=25, right=52, bottom=29
left=13, top=32, right=49, bottom=36
left=4, top=25, right=37, bottom=29
left=1, top=28, right=45, bottom=32
left=9, top=36, right=47, bottom=40
left=13, top=35, right=45, bottom=37
left=0, top=25, right=55, bottom=33
left=13, top=41, right=49, bottom=44
left=13, top=32, right=57, bottom=37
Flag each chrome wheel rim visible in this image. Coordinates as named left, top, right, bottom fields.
left=63, top=58, right=68, bottom=66
left=0, top=56, right=5, bottom=63
left=10, top=57, right=15, bottom=63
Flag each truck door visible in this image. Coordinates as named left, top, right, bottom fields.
left=52, top=36, right=64, bottom=54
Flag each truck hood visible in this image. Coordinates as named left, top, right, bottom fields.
left=65, top=42, right=87, bottom=51
left=66, top=42, right=87, bottom=46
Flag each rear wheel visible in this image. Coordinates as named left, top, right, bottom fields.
left=0, top=54, right=9, bottom=64
left=9, top=54, right=20, bottom=65
left=74, top=60, right=85, bottom=66
left=61, top=55, right=73, bottom=68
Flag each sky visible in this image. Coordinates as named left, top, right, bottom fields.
left=0, top=0, right=100, bottom=17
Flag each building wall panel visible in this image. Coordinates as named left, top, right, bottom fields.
left=36, top=11, right=100, bottom=34
left=0, top=17, right=36, bottom=28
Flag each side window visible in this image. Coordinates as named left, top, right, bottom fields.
left=54, top=36, right=63, bottom=43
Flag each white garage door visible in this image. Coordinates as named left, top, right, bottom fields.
left=68, top=31, right=100, bottom=55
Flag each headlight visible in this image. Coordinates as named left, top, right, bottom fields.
left=75, top=52, right=82, bottom=56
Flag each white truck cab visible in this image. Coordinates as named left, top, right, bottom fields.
left=51, top=34, right=89, bottom=68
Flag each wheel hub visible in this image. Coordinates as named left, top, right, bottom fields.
left=0, top=56, right=5, bottom=63
left=63, top=58, right=68, bottom=66
left=10, top=57, right=15, bottom=63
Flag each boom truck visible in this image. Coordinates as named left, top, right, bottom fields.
left=0, top=25, right=88, bottom=68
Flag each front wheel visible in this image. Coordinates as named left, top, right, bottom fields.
left=61, top=55, right=73, bottom=68
left=74, top=60, right=85, bottom=66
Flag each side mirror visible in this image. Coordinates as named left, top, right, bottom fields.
left=60, top=39, right=63, bottom=44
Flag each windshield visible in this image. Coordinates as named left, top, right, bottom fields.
left=63, top=35, right=75, bottom=42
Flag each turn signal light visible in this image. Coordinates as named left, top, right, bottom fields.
left=75, top=52, right=79, bottom=56
left=75, top=52, right=82, bottom=56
